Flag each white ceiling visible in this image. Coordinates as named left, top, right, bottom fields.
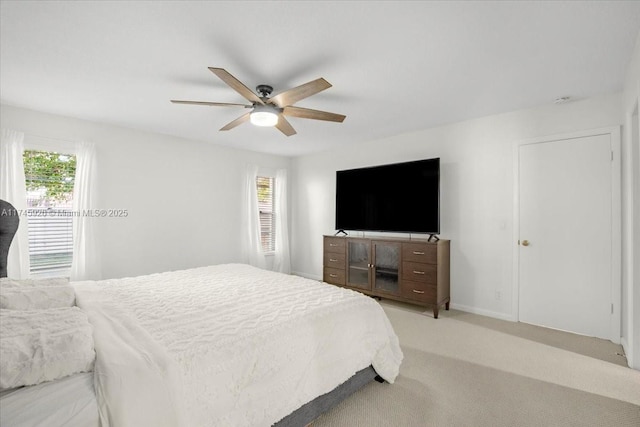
left=1, top=1, right=639, bottom=157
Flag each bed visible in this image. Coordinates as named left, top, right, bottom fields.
left=0, top=263, right=403, bottom=426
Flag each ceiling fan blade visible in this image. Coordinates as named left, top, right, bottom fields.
left=275, top=115, right=297, bottom=136
left=171, top=100, right=250, bottom=107
left=208, top=67, right=264, bottom=105
left=282, top=106, right=346, bottom=123
left=269, top=78, right=332, bottom=107
left=220, top=112, right=251, bottom=131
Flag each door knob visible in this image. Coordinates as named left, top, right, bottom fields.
left=521, top=240, right=530, bottom=246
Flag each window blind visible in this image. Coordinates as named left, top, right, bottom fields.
left=26, top=213, right=73, bottom=275
left=256, top=176, right=275, bottom=252
left=23, top=150, right=76, bottom=277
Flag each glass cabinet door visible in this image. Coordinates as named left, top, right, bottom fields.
left=372, top=241, right=400, bottom=295
left=347, top=240, right=370, bottom=289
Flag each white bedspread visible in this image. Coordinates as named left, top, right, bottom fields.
left=74, top=283, right=184, bottom=427
left=74, top=264, right=403, bottom=427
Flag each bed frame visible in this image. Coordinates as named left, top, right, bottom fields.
left=275, top=366, right=381, bottom=426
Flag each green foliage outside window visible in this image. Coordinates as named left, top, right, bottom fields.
left=23, top=150, right=77, bottom=202
left=256, top=176, right=273, bottom=203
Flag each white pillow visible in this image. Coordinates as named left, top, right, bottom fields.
left=0, top=277, right=70, bottom=289
left=0, top=307, right=95, bottom=389
left=0, top=286, right=76, bottom=310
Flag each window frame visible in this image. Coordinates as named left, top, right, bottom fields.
left=22, top=136, right=79, bottom=278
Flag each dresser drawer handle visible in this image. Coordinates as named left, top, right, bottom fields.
left=330, top=244, right=339, bottom=247
left=412, top=270, right=425, bottom=275
left=330, top=274, right=338, bottom=278
left=412, top=251, right=425, bottom=255
left=412, top=289, right=425, bottom=294
left=329, top=258, right=338, bottom=262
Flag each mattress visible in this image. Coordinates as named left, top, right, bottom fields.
left=0, top=372, right=98, bottom=427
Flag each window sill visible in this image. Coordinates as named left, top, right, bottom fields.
left=30, top=271, right=71, bottom=279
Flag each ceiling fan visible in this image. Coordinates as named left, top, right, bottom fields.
left=171, top=67, right=346, bottom=137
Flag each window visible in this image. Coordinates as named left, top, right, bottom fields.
left=256, top=176, right=275, bottom=252
left=23, top=150, right=77, bottom=277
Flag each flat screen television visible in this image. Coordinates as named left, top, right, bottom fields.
left=335, top=158, right=440, bottom=234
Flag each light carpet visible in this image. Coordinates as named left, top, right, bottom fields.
left=314, top=301, right=640, bottom=427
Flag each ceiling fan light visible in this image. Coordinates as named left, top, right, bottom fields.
left=250, top=110, right=278, bottom=127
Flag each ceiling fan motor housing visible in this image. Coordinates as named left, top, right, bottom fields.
left=256, top=84, right=273, bottom=98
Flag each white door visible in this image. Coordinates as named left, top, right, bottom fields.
left=518, top=134, right=612, bottom=339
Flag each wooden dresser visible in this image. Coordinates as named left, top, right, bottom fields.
left=323, top=235, right=450, bottom=318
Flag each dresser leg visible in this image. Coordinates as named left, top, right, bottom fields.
left=445, top=300, right=450, bottom=310
left=433, top=306, right=439, bottom=319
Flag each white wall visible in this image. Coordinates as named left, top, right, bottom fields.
left=621, top=31, right=640, bottom=369
left=290, top=93, right=622, bottom=320
left=0, top=104, right=290, bottom=279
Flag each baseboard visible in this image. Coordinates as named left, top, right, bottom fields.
left=292, top=271, right=322, bottom=281
left=449, top=303, right=514, bottom=322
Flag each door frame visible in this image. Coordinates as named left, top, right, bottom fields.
left=512, top=126, right=621, bottom=343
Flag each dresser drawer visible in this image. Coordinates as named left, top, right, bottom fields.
left=324, top=251, right=346, bottom=269
left=401, top=281, right=437, bottom=303
left=402, top=261, right=437, bottom=284
left=402, top=243, right=437, bottom=264
left=324, top=267, right=346, bottom=286
left=324, top=237, right=347, bottom=254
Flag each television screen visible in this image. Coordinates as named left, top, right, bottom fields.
left=335, top=158, right=440, bottom=234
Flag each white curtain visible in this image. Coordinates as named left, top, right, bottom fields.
left=70, top=141, right=101, bottom=280
left=241, top=165, right=266, bottom=269
left=273, top=169, right=291, bottom=273
left=0, top=129, right=30, bottom=278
